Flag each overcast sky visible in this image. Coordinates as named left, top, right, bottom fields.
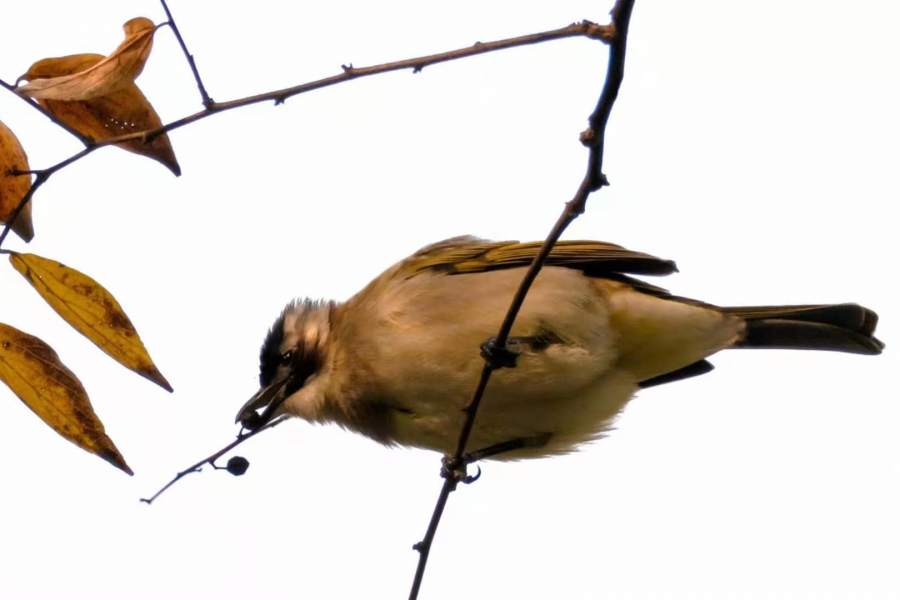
left=0, top=1, right=897, bottom=599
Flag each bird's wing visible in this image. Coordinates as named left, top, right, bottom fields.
left=397, top=235, right=678, bottom=280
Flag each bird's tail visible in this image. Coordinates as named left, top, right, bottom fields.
left=724, top=303, right=884, bottom=355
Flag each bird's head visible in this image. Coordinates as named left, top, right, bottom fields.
left=236, top=299, right=335, bottom=430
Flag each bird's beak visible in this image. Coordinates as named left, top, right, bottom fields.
left=236, top=375, right=292, bottom=430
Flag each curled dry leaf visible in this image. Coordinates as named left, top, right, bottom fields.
left=0, top=322, right=132, bottom=474
left=21, top=53, right=179, bottom=175
left=0, top=119, right=34, bottom=242
left=17, top=17, right=156, bottom=101
left=9, top=252, right=173, bottom=392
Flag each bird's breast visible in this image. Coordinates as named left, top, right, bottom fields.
left=333, top=267, right=634, bottom=457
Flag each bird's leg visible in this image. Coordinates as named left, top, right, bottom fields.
left=440, top=433, right=552, bottom=484
left=464, top=433, right=552, bottom=463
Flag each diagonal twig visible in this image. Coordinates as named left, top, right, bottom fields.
left=0, top=79, right=93, bottom=146
left=407, top=1, right=636, bottom=598
left=158, top=0, right=213, bottom=108
left=139, top=417, right=286, bottom=505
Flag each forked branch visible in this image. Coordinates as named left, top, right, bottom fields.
left=0, top=15, right=612, bottom=253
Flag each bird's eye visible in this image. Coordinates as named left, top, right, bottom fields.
left=280, top=350, right=294, bottom=365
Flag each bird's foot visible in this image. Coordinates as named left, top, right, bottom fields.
left=440, top=456, right=482, bottom=485
left=480, top=337, right=521, bottom=369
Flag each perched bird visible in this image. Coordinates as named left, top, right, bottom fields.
left=236, top=237, right=883, bottom=460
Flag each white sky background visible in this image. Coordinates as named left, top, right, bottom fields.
left=0, top=0, right=897, bottom=598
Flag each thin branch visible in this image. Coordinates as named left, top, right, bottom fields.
left=407, top=2, right=636, bottom=598
left=409, top=477, right=456, bottom=587
left=0, top=20, right=611, bottom=252
left=584, top=0, right=634, bottom=190
left=0, top=78, right=93, bottom=146
left=159, top=0, right=213, bottom=107
left=139, top=417, right=286, bottom=505
left=90, top=19, right=612, bottom=145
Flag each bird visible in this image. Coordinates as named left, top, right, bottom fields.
left=236, top=236, right=883, bottom=461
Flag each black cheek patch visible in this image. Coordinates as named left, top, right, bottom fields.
left=259, top=317, right=285, bottom=387
left=284, top=349, right=321, bottom=396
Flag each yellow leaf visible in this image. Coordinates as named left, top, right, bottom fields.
left=17, top=17, right=156, bottom=101
left=22, top=53, right=179, bottom=176
left=0, top=119, right=34, bottom=242
left=9, top=253, right=173, bottom=392
left=0, top=322, right=132, bottom=474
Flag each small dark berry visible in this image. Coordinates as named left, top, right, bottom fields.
left=226, top=456, right=250, bottom=476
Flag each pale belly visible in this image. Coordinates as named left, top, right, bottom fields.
left=358, top=268, right=637, bottom=458
left=386, top=361, right=639, bottom=459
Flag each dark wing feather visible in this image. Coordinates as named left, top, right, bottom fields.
left=401, top=237, right=677, bottom=279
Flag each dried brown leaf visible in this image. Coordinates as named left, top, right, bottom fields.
left=17, top=17, right=156, bottom=101
left=9, top=252, right=172, bottom=392
left=23, top=53, right=179, bottom=175
left=20, top=53, right=106, bottom=80
left=0, top=119, right=34, bottom=242
left=0, top=322, right=132, bottom=474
